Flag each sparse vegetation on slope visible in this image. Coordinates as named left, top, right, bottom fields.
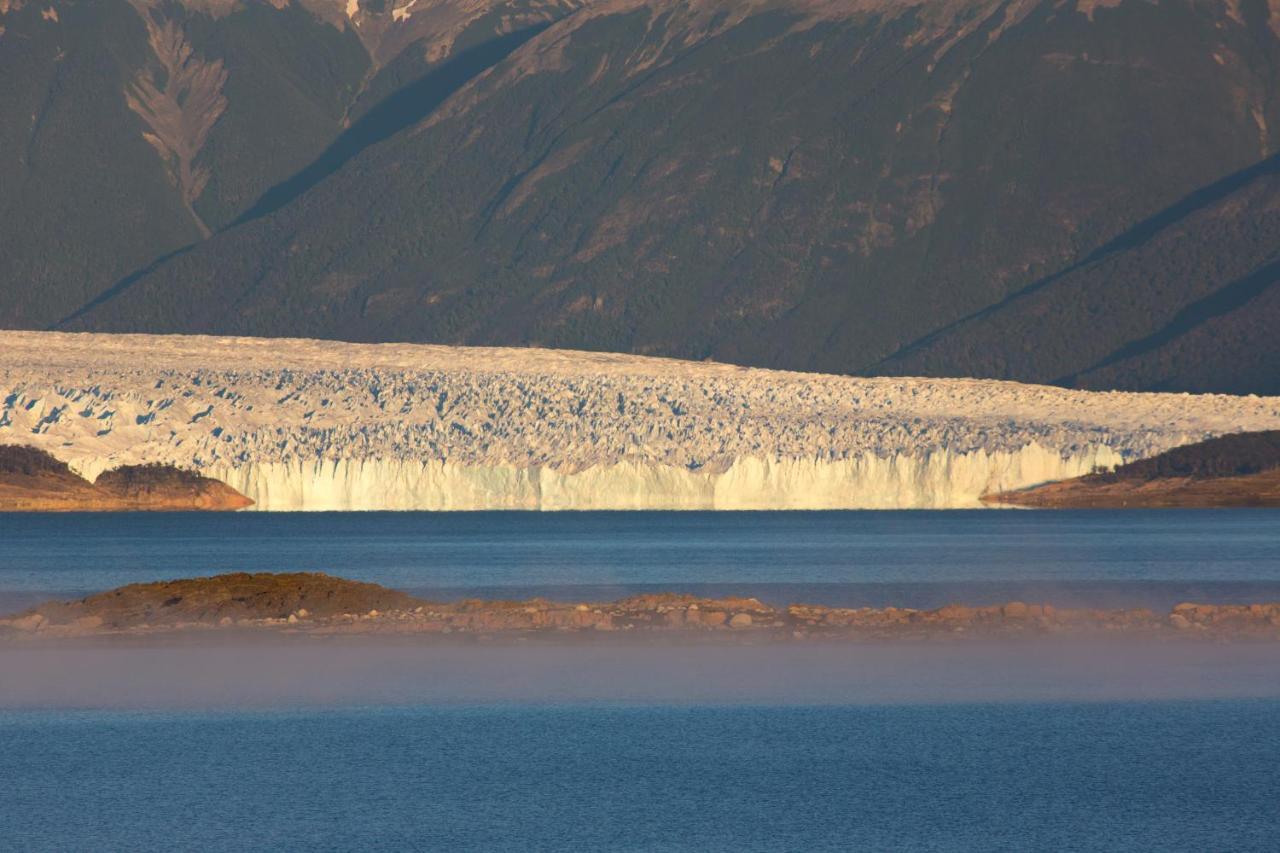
left=986, top=431, right=1280, bottom=507
left=1096, top=431, right=1280, bottom=482
left=0, top=444, right=252, bottom=511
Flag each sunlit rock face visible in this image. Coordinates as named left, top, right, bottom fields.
left=3, top=332, right=1278, bottom=510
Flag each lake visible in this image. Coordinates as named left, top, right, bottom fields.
left=2, top=701, right=1279, bottom=851
left=2, top=509, right=1279, bottom=609
left=3, top=509, right=1279, bottom=850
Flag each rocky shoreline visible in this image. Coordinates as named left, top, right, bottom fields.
left=984, top=470, right=1280, bottom=508
left=4, top=573, right=1279, bottom=643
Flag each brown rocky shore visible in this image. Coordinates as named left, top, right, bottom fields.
left=985, top=430, right=1280, bottom=508
left=984, top=470, right=1280, bottom=509
left=0, top=445, right=252, bottom=511
left=3, top=572, right=1279, bottom=643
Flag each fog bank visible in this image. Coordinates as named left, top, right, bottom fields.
left=4, top=639, right=1279, bottom=710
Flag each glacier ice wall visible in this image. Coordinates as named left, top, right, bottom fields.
left=4, top=331, right=1279, bottom=511
left=207, top=443, right=1127, bottom=511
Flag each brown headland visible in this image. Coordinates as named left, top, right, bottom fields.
left=0, top=445, right=252, bottom=511
left=984, top=431, right=1280, bottom=508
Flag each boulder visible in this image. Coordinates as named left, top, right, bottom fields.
left=12, top=613, right=45, bottom=631
left=1002, top=602, right=1029, bottom=619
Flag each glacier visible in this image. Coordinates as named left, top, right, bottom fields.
left=203, top=444, right=1128, bottom=511
left=3, top=331, right=1278, bottom=511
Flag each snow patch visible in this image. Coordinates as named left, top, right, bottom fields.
left=392, top=0, right=416, bottom=22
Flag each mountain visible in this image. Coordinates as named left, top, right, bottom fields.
left=0, top=0, right=580, bottom=327
left=3, top=0, right=1278, bottom=393
left=877, top=151, right=1280, bottom=394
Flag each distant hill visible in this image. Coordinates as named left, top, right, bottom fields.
left=0, top=444, right=252, bottom=510
left=986, top=431, right=1280, bottom=507
left=2, top=0, right=1278, bottom=393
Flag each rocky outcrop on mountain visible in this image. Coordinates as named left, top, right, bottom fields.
left=0, top=444, right=252, bottom=511
left=4, top=332, right=1279, bottom=510
left=985, top=431, right=1280, bottom=508
left=5, top=572, right=1279, bottom=641
left=125, top=10, right=230, bottom=236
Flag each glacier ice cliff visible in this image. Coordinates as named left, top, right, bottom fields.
left=2, top=332, right=1278, bottom=511
left=203, top=446, right=1129, bottom=511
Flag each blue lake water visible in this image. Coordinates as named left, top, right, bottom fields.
left=4, top=509, right=1280, bottom=850
left=1, top=509, right=1278, bottom=609
left=3, top=701, right=1279, bottom=851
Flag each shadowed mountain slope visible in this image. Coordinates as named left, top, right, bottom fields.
left=0, top=0, right=580, bottom=328
left=4, top=0, right=1279, bottom=393
left=877, top=152, right=1280, bottom=394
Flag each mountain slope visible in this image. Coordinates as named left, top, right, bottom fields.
left=3, top=0, right=1279, bottom=393
left=0, top=0, right=202, bottom=328
left=876, top=152, right=1280, bottom=394
left=63, top=0, right=1280, bottom=393
left=0, top=0, right=581, bottom=328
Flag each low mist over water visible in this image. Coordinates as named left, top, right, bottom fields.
left=4, top=639, right=1280, bottom=711
left=4, top=508, right=1278, bottom=851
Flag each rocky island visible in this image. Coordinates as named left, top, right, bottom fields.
left=985, top=431, right=1280, bottom=508
left=0, top=445, right=251, bottom=512
left=4, top=572, right=1278, bottom=643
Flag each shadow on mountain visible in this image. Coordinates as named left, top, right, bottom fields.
left=50, top=243, right=198, bottom=331
left=877, top=153, right=1280, bottom=367
left=52, top=25, right=549, bottom=331
left=1060, top=257, right=1280, bottom=385
left=230, top=24, right=549, bottom=228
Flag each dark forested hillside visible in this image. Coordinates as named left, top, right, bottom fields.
left=1100, top=431, right=1280, bottom=481
left=877, top=152, right=1280, bottom=394
left=0, top=0, right=580, bottom=327
left=3, top=0, right=1279, bottom=393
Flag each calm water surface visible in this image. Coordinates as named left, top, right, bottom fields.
left=4, top=510, right=1279, bottom=850
left=0, top=509, right=1277, bottom=609
left=3, top=701, right=1279, bottom=851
